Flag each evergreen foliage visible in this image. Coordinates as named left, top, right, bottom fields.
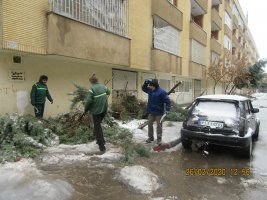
left=68, top=84, right=88, bottom=110
left=248, top=59, right=267, bottom=88
left=0, top=115, right=58, bottom=162
left=111, top=93, right=147, bottom=120
left=165, top=101, right=187, bottom=122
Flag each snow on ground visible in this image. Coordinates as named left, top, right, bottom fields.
left=151, top=197, right=179, bottom=200
left=216, top=177, right=227, bottom=184
left=117, top=120, right=182, bottom=145
left=115, top=165, right=163, bottom=194
left=251, top=93, right=267, bottom=108
left=240, top=177, right=267, bottom=188
left=251, top=93, right=267, bottom=99
left=41, top=142, right=123, bottom=166
left=0, top=159, right=74, bottom=200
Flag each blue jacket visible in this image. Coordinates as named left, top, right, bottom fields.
left=142, top=82, right=171, bottom=115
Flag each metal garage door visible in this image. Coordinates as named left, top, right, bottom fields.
left=194, top=80, right=201, bottom=99
left=112, top=69, right=137, bottom=100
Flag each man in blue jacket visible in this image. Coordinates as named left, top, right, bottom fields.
left=142, top=79, right=171, bottom=144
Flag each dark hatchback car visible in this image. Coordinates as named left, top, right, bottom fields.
left=181, top=95, right=260, bottom=158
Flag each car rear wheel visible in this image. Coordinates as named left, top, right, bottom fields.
left=253, top=124, right=260, bottom=140
left=182, top=139, right=192, bottom=149
left=239, top=138, right=252, bottom=159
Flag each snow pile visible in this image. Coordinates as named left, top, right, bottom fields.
left=117, top=120, right=182, bottom=145
left=41, top=142, right=123, bottom=165
left=151, top=197, right=179, bottom=200
left=115, top=165, right=162, bottom=194
left=251, top=93, right=267, bottom=99
left=241, top=177, right=267, bottom=188
left=0, top=159, right=74, bottom=200
left=216, top=177, right=227, bottom=184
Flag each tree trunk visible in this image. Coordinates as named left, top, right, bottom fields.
left=225, top=82, right=232, bottom=94
left=213, top=82, right=218, bottom=94
left=229, top=85, right=236, bottom=94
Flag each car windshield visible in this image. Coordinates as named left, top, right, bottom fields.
left=192, top=101, right=238, bottom=120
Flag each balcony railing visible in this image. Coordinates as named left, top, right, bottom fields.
left=210, top=37, right=221, bottom=54
left=190, top=22, right=207, bottom=46
left=49, top=0, right=129, bottom=37
left=211, top=8, right=222, bottom=31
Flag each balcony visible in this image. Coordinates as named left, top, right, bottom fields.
left=189, top=62, right=206, bottom=79
left=211, top=8, right=222, bottom=31
left=224, top=47, right=232, bottom=57
left=151, top=49, right=182, bottom=74
left=224, top=24, right=232, bottom=38
left=233, top=15, right=239, bottom=29
left=191, top=0, right=208, bottom=15
left=190, top=22, right=207, bottom=46
left=210, top=38, right=221, bottom=54
left=49, top=0, right=129, bottom=37
left=232, top=34, right=239, bottom=48
left=152, top=0, right=183, bottom=30
left=232, top=53, right=238, bottom=64
left=225, top=2, right=232, bottom=15
left=47, top=13, right=130, bottom=66
left=212, top=0, right=222, bottom=6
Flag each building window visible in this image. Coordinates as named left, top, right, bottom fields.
left=153, top=16, right=180, bottom=56
left=211, top=31, right=219, bottom=40
left=192, top=15, right=204, bottom=28
left=238, top=36, right=242, bottom=43
left=233, top=3, right=239, bottom=19
left=159, top=79, right=171, bottom=91
left=224, top=57, right=231, bottom=67
left=232, top=47, right=236, bottom=55
left=211, top=51, right=220, bottom=64
left=112, top=69, right=137, bottom=98
left=50, top=0, right=129, bottom=37
left=191, top=39, right=206, bottom=65
left=167, top=0, right=177, bottom=6
left=224, top=11, right=232, bottom=30
left=184, top=82, right=192, bottom=93
left=212, top=5, right=219, bottom=12
left=233, top=28, right=237, bottom=36
left=224, top=35, right=232, bottom=51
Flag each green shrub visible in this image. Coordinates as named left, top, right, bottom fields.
left=134, top=144, right=151, bottom=158
left=111, top=94, right=147, bottom=120
left=165, top=101, right=187, bottom=122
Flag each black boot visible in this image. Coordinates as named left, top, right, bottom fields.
left=99, top=145, right=106, bottom=152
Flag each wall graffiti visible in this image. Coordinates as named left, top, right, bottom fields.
left=0, top=84, right=18, bottom=95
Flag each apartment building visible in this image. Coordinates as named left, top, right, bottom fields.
left=0, top=0, right=259, bottom=116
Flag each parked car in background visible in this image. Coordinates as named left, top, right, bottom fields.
left=181, top=95, right=260, bottom=158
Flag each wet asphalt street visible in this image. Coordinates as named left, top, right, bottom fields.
left=37, top=95, right=267, bottom=200
left=138, top=94, right=267, bottom=200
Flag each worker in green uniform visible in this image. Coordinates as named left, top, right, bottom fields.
left=30, top=75, right=53, bottom=119
left=80, top=74, right=110, bottom=152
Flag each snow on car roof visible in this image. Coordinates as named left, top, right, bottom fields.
left=197, top=94, right=249, bottom=101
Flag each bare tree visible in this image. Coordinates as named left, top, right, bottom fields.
left=207, top=58, right=228, bottom=94
left=231, top=56, right=250, bottom=93
left=222, top=65, right=236, bottom=94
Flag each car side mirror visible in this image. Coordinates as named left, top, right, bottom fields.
left=252, top=108, right=259, bottom=113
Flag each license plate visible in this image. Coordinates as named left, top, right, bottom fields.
left=199, top=121, right=224, bottom=129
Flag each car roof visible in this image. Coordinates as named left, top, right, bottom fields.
left=197, top=94, right=249, bottom=101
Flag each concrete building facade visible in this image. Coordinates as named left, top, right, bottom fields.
left=0, top=0, right=259, bottom=117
